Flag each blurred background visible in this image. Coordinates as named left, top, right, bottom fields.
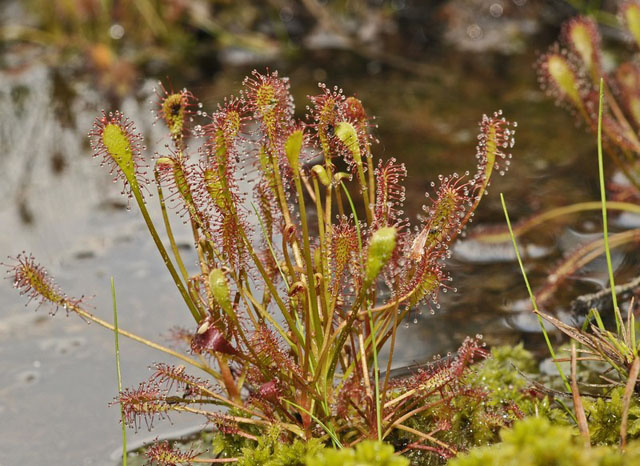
left=1, top=1, right=637, bottom=464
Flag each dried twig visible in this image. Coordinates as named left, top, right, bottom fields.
left=621, top=357, right=640, bottom=449
left=571, top=342, right=590, bottom=446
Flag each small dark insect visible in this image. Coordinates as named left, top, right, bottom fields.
left=326, top=124, right=335, bottom=137
left=170, top=102, right=181, bottom=117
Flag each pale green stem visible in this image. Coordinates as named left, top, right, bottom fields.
left=250, top=202, right=289, bottom=291
left=129, top=179, right=202, bottom=322
left=368, top=307, right=382, bottom=441
left=500, top=193, right=571, bottom=393
left=70, top=301, right=219, bottom=379
left=111, top=278, right=126, bottom=466
left=155, top=178, right=190, bottom=285
left=596, top=78, right=621, bottom=332
left=282, top=400, right=342, bottom=448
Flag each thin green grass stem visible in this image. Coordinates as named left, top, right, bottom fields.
left=500, top=193, right=571, bottom=393
left=291, top=175, right=323, bottom=344
left=582, top=308, right=606, bottom=333
left=155, top=179, right=190, bottom=284
left=130, top=183, right=202, bottom=322
left=250, top=202, right=289, bottom=291
left=596, top=78, right=621, bottom=333
left=282, top=400, right=342, bottom=448
left=368, top=308, right=382, bottom=441
left=111, top=278, right=127, bottom=466
left=340, top=181, right=363, bottom=257
left=632, top=313, right=637, bottom=356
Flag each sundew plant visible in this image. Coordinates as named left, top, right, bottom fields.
left=538, top=2, right=640, bottom=191
left=7, top=71, right=515, bottom=461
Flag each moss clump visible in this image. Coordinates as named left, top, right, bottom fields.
left=236, top=427, right=324, bottom=466
left=442, top=344, right=567, bottom=448
left=467, top=344, right=567, bottom=423
left=211, top=409, right=265, bottom=459
left=583, top=387, right=640, bottom=445
left=232, top=435, right=407, bottom=466
left=449, top=417, right=640, bottom=466
left=385, top=345, right=567, bottom=465
left=307, top=441, right=409, bottom=466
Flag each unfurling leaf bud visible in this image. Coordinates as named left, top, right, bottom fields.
left=155, top=157, right=174, bottom=169
left=365, top=227, right=397, bottom=284
left=334, top=172, right=350, bottom=183
left=258, top=380, right=280, bottom=402
left=288, top=281, right=307, bottom=296
left=311, top=165, right=331, bottom=186
left=208, top=269, right=233, bottom=317
left=285, top=129, right=303, bottom=172
left=335, top=121, right=362, bottom=168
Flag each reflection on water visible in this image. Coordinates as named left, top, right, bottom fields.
left=0, top=42, right=632, bottom=465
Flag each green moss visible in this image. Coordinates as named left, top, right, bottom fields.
left=449, top=417, right=640, bottom=466
left=237, top=426, right=324, bottom=466
left=229, top=433, right=405, bottom=466
left=307, top=441, right=408, bottom=466
left=211, top=409, right=264, bottom=459
left=470, top=344, right=535, bottom=405
left=385, top=345, right=569, bottom=465
left=584, top=387, right=640, bottom=445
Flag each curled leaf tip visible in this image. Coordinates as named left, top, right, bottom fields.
left=335, top=121, right=362, bottom=168
left=365, top=226, right=397, bottom=283
left=208, top=268, right=233, bottom=316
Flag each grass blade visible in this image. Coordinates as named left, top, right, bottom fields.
left=500, top=193, right=571, bottom=392
left=282, top=399, right=342, bottom=448
left=112, top=277, right=127, bottom=466
left=596, top=78, right=621, bottom=333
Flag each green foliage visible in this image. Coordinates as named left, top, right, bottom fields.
left=449, top=417, right=640, bottom=466
left=307, top=441, right=408, bottom=466
left=364, top=226, right=397, bottom=284
left=470, top=343, right=535, bottom=399
left=2, top=67, right=524, bottom=466
left=446, top=344, right=540, bottom=445
left=584, top=387, right=640, bottom=445
left=236, top=427, right=324, bottom=466
left=8, top=70, right=516, bottom=461
left=211, top=409, right=265, bottom=459
left=384, top=345, right=568, bottom=466
left=468, top=344, right=566, bottom=422
left=227, top=434, right=406, bottom=466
